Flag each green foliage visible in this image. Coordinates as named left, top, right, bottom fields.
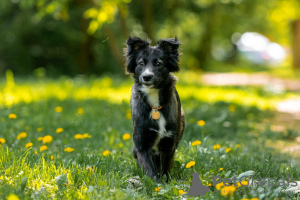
left=0, top=0, right=299, bottom=75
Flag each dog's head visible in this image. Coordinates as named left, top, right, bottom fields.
left=124, top=37, right=181, bottom=88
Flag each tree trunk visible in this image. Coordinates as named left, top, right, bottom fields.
left=292, top=20, right=300, bottom=69
left=142, top=0, right=153, bottom=39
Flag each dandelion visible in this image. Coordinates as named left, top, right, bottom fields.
left=225, top=147, right=232, bottom=153
left=74, top=134, right=84, bottom=139
left=192, top=140, right=201, bottom=146
left=8, top=114, right=17, bottom=119
left=122, top=133, right=131, bottom=140
left=208, top=183, right=212, bottom=186
left=25, top=142, right=33, bottom=148
left=228, top=105, right=236, bottom=112
left=40, top=145, right=48, bottom=152
left=155, top=187, right=161, bottom=192
left=34, top=151, right=38, bottom=155
left=103, top=150, right=110, bottom=156
left=7, top=194, right=20, bottom=200
left=42, top=135, right=53, bottom=144
left=64, top=147, right=75, bottom=152
left=237, top=181, right=248, bottom=187
left=38, top=137, right=43, bottom=141
left=17, top=132, right=27, bottom=140
left=56, top=128, right=64, bottom=133
left=37, top=127, right=43, bottom=132
left=235, top=144, right=240, bottom=148
left=251, top=198, right=259, bottom=200
left=77, top=108, right=84, bottom=115
left=50, top=156, right=54, bottom=160
left=0, top=138, right=5, bottom=144
left=186, top=161, right=196, bottom=168
left=82, top=133, right=92, bottom=138
left=126, top=110, right=131, bottom=119
left=55, top=106, right=63, bottom=112
left=213, top=144, right=221, bottom=150
left=215, top=182, right=225, bottom=190
left=220, top=185, right=237, bottom=196
left=220, top=168, right=223, bottom=171
left=197, top=120, right=205, bottom=126
left=179, top=189, right=185, bottom=194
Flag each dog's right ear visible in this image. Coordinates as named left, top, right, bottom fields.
left=124, top=37, right=150, bottom=73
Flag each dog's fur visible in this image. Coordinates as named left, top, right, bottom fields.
left=124, top=37, right=185, bottom=182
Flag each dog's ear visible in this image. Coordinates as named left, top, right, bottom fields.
left=124, top=37, right=150, bottom=73
left=157, top=37, right=181, bottom=72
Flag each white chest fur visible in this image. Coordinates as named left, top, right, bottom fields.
left=140, top=86, right=172, bottom=139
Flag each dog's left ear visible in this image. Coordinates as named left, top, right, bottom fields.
left=157, top=37, right=181, bottom=72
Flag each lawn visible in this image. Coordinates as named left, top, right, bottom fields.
left=0, top=72, right=300, bottom=200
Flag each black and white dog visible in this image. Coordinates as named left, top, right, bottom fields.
left=124, top=37, right=185, bottom=182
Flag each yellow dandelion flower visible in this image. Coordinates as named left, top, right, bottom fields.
left=77, top=108, right=84, bottom=115
left=237, top=181, right=248, bottom=187
left=74, top=134, right=83, bottom=139
left=43, top=135, right=53, bottom=144
left=197, top=120, right=206, bottom=126
left=178, top=189, right=185, bottom=194
left=17, top=132, right=27, bottom=140
left=213, top=144, right=221, bottom=150
left=82, top=133, right=92, bottom=138
left=55, top=106, right=63, bottom=112
left=251, top=198, right=259, bottom=200
left=7, top=193, right=20, bottom=200
left=225, top=147, right=232, bottom=153
left=0, top=138, right=6, bottom=144
left=228, top=105, right=236, bottom=112
left=37, top=127, right=43, bottom=132
left=38, top=137, right=43, bottom=141
left=192, top=140, right=201, bottom=146
left=155, top=187, right=161, bottom=192
left=220, top=168, right=223, bottom=170
left=186, top=161, right=196, bottom=168
left=235, top=144, right=240, bottom=148
left=102, top=150, right=110, bottom=156
left=50, top=156, right=54, bottom=160
left=34, top=151, right=38, bottom=155
left=40, top=145, right=48, bottom=152
left=220, top=185, right=237, bottom=196
left=56, top=128, right=64, bottom=133
left=25, top=142, right=33, bottom=148
left=122, top=133, right=131, bottom=140
left=64, top=147, right=75, bottom=152
left=8, top=114, right=17, bottom=119
left=216, top=182, right=225, bottom=190
left=126, top=111, right=131, bottom=119
left=208, top=183, right=212, bottom=186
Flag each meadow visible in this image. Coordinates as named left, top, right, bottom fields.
left=0, top=72, right=300, bottom=200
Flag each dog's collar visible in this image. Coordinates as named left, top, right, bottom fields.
left=151, top=106, right=163, bottom=110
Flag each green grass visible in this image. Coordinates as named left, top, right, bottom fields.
left=0, top=74, right=300, bottom=199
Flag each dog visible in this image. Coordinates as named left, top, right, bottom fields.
left=124, top=37, right=185, bottom=182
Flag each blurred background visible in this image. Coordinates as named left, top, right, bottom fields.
left=0, top=0, right=300, bottom=77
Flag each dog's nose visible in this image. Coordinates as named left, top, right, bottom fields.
left=142, top=74, right=153, bottom=82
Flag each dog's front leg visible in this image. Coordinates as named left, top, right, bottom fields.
left=136, top=149, right=160, bottom=182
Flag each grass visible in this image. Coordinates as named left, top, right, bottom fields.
left=0, top=73, right=300, bottom=199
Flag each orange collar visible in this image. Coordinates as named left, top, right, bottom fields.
left=151, top=106, right=163, bottom=110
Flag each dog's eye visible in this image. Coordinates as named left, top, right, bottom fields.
left=139, top=62, right=144, bottom=66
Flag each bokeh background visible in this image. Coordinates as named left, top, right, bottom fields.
left=1, top=1, right=300, bottom=199
left=0, top=0, right=300, bottom=76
